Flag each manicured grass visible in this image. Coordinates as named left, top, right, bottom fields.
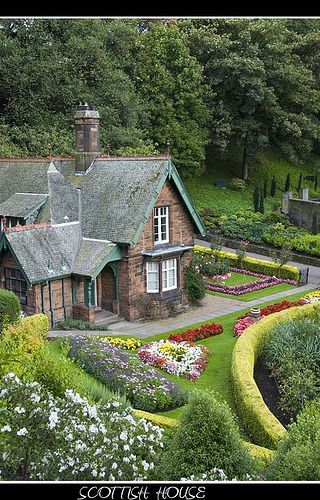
left=206, top=283, right=296, bottom=302
left=223, top=272, right=260, bottom=286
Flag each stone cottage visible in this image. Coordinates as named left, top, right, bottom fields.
left=0, top=104, right=206, bottom=326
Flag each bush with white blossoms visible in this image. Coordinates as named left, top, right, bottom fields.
left=0, top=373, right=164, bottom=481
left=181, top=469, right=255, bottom=481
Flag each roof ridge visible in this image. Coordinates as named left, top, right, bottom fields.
left=4, top=222, right=51, bottom=234
left=0, top=157, right=73, bottom=162
left=96, top=155, right=170, bottom=161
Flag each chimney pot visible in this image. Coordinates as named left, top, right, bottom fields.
left=74, top=103, right=100, bottom=173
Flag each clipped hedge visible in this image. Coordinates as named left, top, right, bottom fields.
left=194, top=245, right=300, bottom=281
left=231, top=302, right=320, bottom=449
left=244, top=442, right=276, bottom=470
left=0, top=288, right=21, bottom=332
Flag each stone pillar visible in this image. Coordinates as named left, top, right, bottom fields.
left=299, top=187, right=309, bottom=201
left=282, top=191, right=292, bottom=214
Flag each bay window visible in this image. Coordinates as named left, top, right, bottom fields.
left=146, top=258, right=177, bottom=293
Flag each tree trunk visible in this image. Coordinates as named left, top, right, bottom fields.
left=242, top=142, right=249, bottom=180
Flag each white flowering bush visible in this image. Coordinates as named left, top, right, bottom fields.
left=181, top=469, right=255, bottom=481
left=0, top=373, right=164, bottom=481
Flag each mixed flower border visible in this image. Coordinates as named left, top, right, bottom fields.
left=205, top=267, right=297, bottom=296
left=138, top=340, right=210, bottom=381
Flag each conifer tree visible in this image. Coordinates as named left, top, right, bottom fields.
left=271, top=176, right=277, bottom=197
left=284, top=173, right=291, bottom=192
left=253, top=186, right=260, bottom=212
left=259, top=187, right=264, bottom=214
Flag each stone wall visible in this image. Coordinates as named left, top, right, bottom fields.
left=287, top=198, right=320, bottom=232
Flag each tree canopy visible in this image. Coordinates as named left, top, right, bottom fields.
left=1, top=18, right=320, bottom=178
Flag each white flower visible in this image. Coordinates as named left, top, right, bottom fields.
left=91, top=470, right=97, bottom=477
left=17, top=428, right=28, bottom=436
left=112, top=401, right=120, bottom=408
left=65, top=434, right=73, bottom=441
left=48, top=411, right=59, bottom=429
left=30, top=393, right=41, bottom=404
left=119, top=430, right=127, bottom=441
left=89, top=424, right=98, bottom=434
left=123, top=444, right=130, bottom=451
left=141, top=460, right=150, bottom=471
left=0, top=389, right=8, bottom=398
left=1, top=425, right=11, bottom=433
left=111, top=462, right=118, bottom=470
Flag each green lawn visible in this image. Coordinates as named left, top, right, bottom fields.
left=220, top=272, right=260, bottom=286
left=206, top=282, right=296, bottom=302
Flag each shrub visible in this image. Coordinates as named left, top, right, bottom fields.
left=153, top=390, right=255, bottom=480
left=0, top=314, right=48, bottom=378
left=229, top=177, right=246, bottom=190
left=231, top=302, right=320, bottom=449
left=266, top=400, right=320, bottom=480
left=131, top=293, right=158, bottom=319
left=263, top=179, right=268, bottom=199
left=284, top=173, right=291, bottom=192
left=192, top=251, right=230, bottom=277
left=253, top=186, right=260, bottom=212
left=311, top=211, right=317, bottom=235
left=0, top=289, right=21, bottom=332
left=297, top=172, right=302, bottom=192
left=68, top=336, right=187, bottom=412
left=259, top=187, right=264, bottom=214
left=0, top=373, right=164, bottom=481
left=183, top=265, right=205, bottom=305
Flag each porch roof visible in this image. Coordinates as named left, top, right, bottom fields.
left=73, top=239, right=122, bottom=279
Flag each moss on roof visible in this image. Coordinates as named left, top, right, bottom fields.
left=0, top=193, right=47, bottom=218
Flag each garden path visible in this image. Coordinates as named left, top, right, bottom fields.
left=48, top=283, right=313, bottom=339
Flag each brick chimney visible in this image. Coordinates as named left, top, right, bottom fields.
left=74, top=103, right=100, bottom=173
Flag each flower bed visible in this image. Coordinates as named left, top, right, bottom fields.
left=68, top=336, right=187, bottom=412
left=100, top=337, right=142, bottom=350
left=205, top=275, right=294, bottom=296
left=138, top=340, right=210, bottom=381
left=168, top=321, right=223, bottom=343
left=234, top=300, right=304, bottom=336
left=302, top=291, right=320, bottom=303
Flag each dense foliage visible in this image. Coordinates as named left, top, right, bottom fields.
left=153, top=390, right=255, bottom=480
left=263, top=318, right=320, bottom=417
left=0, top=289, right=21, bottom=333
left=266, top=400, right=320, bottom=481
left=2, top=19, right=320, bottom=178
left=183, top=265, right=206, bottom=304
left=68, top=336, right=187, bottom=412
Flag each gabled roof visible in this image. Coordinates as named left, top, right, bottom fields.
left=0, top=193, right=47, bottom=219
left=63, top=157, right=206, bottom=246
left=2, top=222, right=81, bottom=284
left=73, top=238, right=122, bottom=279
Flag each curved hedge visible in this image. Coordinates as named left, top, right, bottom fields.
left=194, top=245, right=300, bottom=281
left=231, top=302, right=320, bottom=449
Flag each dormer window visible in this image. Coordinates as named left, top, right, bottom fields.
left=154, top=206, right=169, bottom=244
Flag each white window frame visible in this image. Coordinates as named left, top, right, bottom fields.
left=154, top=206, right=169, bottom=244
left=162, top=259, right=177, bottom=292
left=146, top=261, right=159, bottom=293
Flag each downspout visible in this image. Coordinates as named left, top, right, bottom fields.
left=48, top=281, right=55, bottom=327
left=41, top=284, right=46, bottom=314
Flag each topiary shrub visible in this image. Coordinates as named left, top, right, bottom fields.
left=266, top=400, right=320, bottom=481
left=0, top=289, right=21, bottom=332
left=153, top=390, right=256, bottom=480
left=183, top=266, right=206, bottom=305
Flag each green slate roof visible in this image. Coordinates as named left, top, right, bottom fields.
left=73, top=239, right=117, bottom=278
left=0, top=193, right=47, bottom=218
left=65, top=158, right=206, bottom=245
left=4, top=223, right=81, bottom=284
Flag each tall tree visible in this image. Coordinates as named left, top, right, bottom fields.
left=134, top=23, right=211, bottom=177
